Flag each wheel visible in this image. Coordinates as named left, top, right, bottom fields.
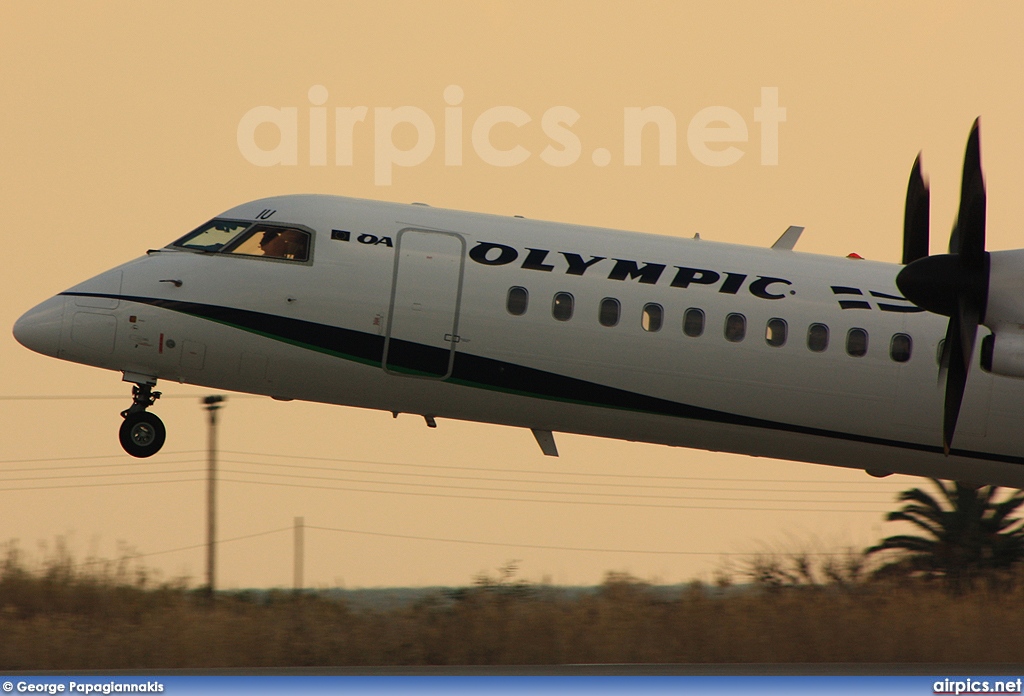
left=119, top=411, right=166, bottom=458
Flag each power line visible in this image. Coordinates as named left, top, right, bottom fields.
left=216, top=464, right=892, bottom=506
left=0, top=447, right=899, bottom=510
left=0, top=455, right=885, bottom=511
left=222, top=449, right=914, bottom=487
left=219, top=476, right=889, bottom=513
left=71, top=527, right=294, bottom=568
left=0, top=451, right=905, bottom=496
left=0, top=461, right=893, bottom=508
left=0, top=461, right=894, bottom=509
left=0, top=395, right=900, bottom=575
left=0, top=458, right=203, bottom=475
left=0, top=477, right=206, bottom=493
left=306, top=524, right=835, bottom=556
left=0, top=446, right=912, bottom=504
left=0, top=446, right=914, bottom=491
left=0, top=465, right=205, bottom=484
left=220, top=455, right=900, bottom=496
left=0, top=451, right=203, bottom=466
left=62, top=523, right=848, bottom=572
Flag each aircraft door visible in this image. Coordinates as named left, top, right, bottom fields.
left=383, top=229, right=465, bottom=378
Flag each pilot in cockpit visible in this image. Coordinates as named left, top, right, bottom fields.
left=259, top=228, right=307, bottom=260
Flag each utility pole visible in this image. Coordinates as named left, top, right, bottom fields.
left=294, top=516, right=304, bottom=591
left=203, top=395, right=225, bottom=597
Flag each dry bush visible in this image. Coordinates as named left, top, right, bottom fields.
left=5, top=544, right=1024, bottom=667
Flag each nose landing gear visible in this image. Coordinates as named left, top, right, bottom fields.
left=119, top=383, right=166, bottom=458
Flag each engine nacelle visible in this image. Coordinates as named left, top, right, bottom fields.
left=981, top=330, right=1024, bottom=378
left=984, top=249, right=1024, bottom=328
left=977, top=250, right=1024, bottom=378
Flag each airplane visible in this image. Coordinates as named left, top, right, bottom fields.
left=13, top=120, right=1024, bottom=487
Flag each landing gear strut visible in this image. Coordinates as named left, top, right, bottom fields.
left=119, top=383, right=165, bottom=458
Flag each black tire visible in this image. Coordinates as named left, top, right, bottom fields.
left=119, top=412, right=166, bottom=458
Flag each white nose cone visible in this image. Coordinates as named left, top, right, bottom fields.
left=13, top=296, right=65, bottom=358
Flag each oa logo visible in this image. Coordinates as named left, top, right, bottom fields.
left=358, top=234, right=393, bottom=247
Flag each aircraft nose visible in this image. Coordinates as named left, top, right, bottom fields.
left=13, top=296, right=66, bottom=358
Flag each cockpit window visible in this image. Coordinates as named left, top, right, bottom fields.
left=171, top=220, right=252, bottom=252
left=223, top=225, right=311, bottom=261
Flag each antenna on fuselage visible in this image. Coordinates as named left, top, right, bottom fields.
left=771, top=225, right=804, bottom=250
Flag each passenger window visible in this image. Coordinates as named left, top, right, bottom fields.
left=846, top=328, right=868, bottom=357
left=890, top=333, right=912, bottom=363
left=172, top=219, right=252, bottom=252
left=642, top=303, right=663, bottom=332
left=552, top=292, right=574, bottom=321
left=225, top=225, right=311, bottom=261
left=725, top=313, right=746, bottom=342
left=807, top=323, right=829, bottom=352
left=765, top=318, right=787, bottom=347
left=599, top=298, right=620, bottom=327
left=507, top=287, right=528, bottom=316
left=683, top=308, right=704, bottom=337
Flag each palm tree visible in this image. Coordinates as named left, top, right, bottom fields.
left=865, top=479, right=1024, bottom=588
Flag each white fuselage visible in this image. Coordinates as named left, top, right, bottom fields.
left=14, top=195, right=1024, bottom=485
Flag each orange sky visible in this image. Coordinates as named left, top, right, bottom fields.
left=2, top=2, right=1023, bottom=589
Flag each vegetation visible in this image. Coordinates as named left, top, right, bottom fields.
left=865, top=479, right=1024, bottom=589
left=7, top=543, right=1024, bottom=668
left=4, top=479, right=1024, bottom=668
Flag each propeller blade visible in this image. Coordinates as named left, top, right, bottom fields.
left=942, top=311, right=968, bottom=455
left=937, top=337, right=949, bottom=388
left=902, top=154, right=930, bottom=264
left=894, top=119, right=989, bottom=454
left=942, top=279, right=982, bottom=454
left=940, top=119, right=989, bottom=454
left=950, top=119, right=986, bottom=268
left=957, top=296, right=980, bottom=375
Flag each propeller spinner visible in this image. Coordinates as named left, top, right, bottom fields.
left=895, top=119, right=989, bottom=455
